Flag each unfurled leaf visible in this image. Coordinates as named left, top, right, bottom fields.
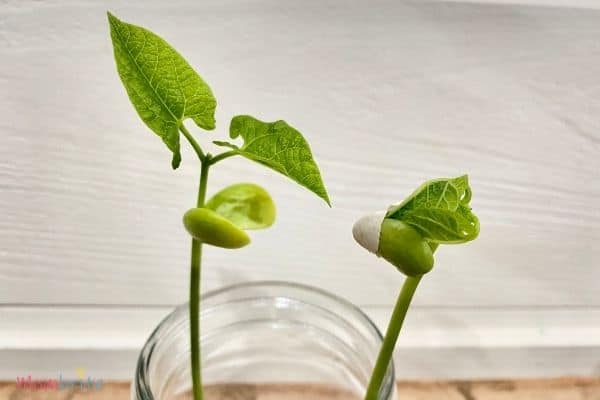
left=387, top=176, right=468, bottom=218
left=386, top=175, right=479, bottom=244
left=206, top=183, right=276, bottom=230
left=107, top=12, right=216, bottom=168
left=397, top=207, right=479, bottom=244
left=215, top=115, right=330, bottom=205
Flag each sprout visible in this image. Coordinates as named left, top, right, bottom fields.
left=108, top=13, right=330, bottom=400
left=358, top=176, right=479, bottom=400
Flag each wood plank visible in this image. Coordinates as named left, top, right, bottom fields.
left=5, top=306, right=600, bottom=350
left=399, top=378, right=600, bottom=399
left=1, top=378, right=600, bottom=400
left=2, top=306, right=600, bottom=380
left=0, top=0, right=599, bottom=308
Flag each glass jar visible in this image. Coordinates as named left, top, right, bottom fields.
left=132, top=281, right=396, bottom=400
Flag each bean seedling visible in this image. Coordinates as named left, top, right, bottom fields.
left=353, top=175, right=480, bottom=400
left=107, top=13, right=329, bottom=400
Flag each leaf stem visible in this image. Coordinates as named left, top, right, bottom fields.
left=190, top=157, right=210, bottom=400
left=364, top=275, right=422, bottom=400
left=208, top=150, right=238, bottom=166
left=180, top=124, right=206, bottom=161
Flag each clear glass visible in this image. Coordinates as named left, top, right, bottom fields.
left=133, top=281, right=396, bottom=400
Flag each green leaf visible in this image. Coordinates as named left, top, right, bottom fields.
left=206, top=183, right=276, bottom=230
left=387, top=175, right=467, bottom=218
left=397, top=207, right=479, bottom=244
left=386, top=175, right=479, bottom=244
left=215, top=115, right=330, bottom=205
left=107, top=12, right=217, bottom=169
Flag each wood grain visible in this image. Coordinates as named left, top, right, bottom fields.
left=1, top=0, right=599, bottom=308
left=1, top=0, right=600, bottom=380
left=2, top=379, right=600, bottom=400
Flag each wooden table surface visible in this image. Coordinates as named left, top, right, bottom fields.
left=2, top=378, right=600, bottom=399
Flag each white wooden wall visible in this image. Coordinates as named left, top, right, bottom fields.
left=1, top=0, right=599, bottom=380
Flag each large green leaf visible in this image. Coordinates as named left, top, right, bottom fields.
left=107, top=12, right=216, bottom=168
left=386, top=175, right=479, bottom=244
left=215, top=115, right=330, bottom=205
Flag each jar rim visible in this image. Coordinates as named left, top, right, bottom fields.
left=134, top=280, right=395, bottom=400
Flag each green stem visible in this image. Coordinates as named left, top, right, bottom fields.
left=364, top=275, right=422, bottom=400
left=208, top=150, right=238, bottom=166
left=180, top=124, right=206, bottom=161
left=190, top=157, right=210, bottom=400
